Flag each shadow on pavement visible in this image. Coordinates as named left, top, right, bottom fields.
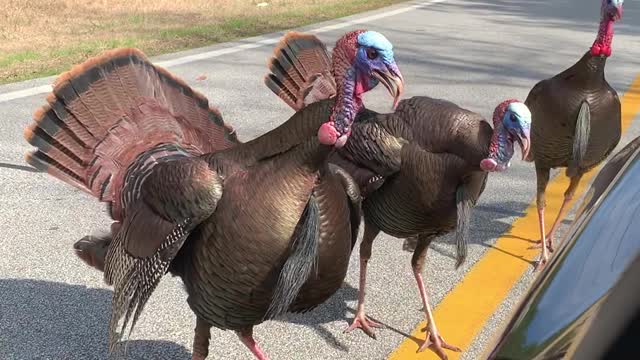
left=0, top=279, right=191, bottom=360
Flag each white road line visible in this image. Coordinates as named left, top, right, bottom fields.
left=0, top=0, right=445, bottom=104
left=0, top=85, right=53, bottom=104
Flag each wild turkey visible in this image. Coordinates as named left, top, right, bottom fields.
left=23, top=29, right=404, bottom=360
left=263, top=33, right=532, bottom=359
left=524, top=0, right=623, bottom=269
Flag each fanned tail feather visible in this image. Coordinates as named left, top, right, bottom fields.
left=264, top=32, right=336, bottom=111
left=23, top=48, right=240, bottom=220
left=23, top=48, right=239, bottom=357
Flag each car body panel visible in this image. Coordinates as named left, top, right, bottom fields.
left=485, top=137, right=640, bottom=360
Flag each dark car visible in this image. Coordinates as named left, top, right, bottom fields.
left=484, top=136, right=640, bottom=360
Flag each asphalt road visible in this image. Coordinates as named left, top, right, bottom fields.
left=1, top=0, right=639, bottom=359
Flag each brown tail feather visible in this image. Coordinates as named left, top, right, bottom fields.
left=24, top=48, right=240, bottom=220
left=25, top=151, right=91, bottom=194
left=264, top=32, right=336, bottom=111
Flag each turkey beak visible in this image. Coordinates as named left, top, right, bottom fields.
left=516, top=130, right=531, bottom=161
left=373, top=63, right=404, bottom=110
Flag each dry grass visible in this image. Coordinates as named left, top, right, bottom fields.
left=0, top=0, right=403, bottom=84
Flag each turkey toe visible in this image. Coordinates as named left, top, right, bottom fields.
left=345, top=314, right=383, bottom=338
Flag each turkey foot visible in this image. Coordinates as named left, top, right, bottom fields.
left=528, top=237, right=555, bottom=252
left=345, top=256, right=383, bottom=338
left=534, top=253, right=549, bottom=271
left=413, top=261, right=461, bottom=360
left=238, top=328, right=270, bottom=360
left=73, top=234, right=111, bottom=271
left=418, top=327, right=462, bottom=359
left=345, top=312, right=383, bottom=338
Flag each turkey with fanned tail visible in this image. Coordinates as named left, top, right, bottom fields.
left=23, top=29, right=404, bottom=360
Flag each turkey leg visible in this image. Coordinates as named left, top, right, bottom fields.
left=192, top=317, right=211, bottom=360
left=533, top=169, right=583, bottom=270
left=541, top=174, right=583, bottom=251
left=533, top=167, right=551, bottom=270
left=238, top=327, right=270, bottom=360
left=345, top=221, right=384, bottom=338
left=413, top=234, right=461, bottom=359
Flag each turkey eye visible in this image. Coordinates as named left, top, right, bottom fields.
left=510, top=113, right=518, bottom=122
left=366, top=48, right=378, bottom=60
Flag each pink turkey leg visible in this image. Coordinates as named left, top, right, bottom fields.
left=238, top=328, right=270, bottom=360
left=414, top=269, right=461, bottom=359
left=547, top=197, right=571, bottom=252
left=533, top=207, right=550, bottom=271
left=345, top=258, right=383, bottom=338
left=531, top=174, right=582, bottom=263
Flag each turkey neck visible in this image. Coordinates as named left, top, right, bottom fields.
left=224, top=100, right=331, bottom=163
left=591, top=14, right=615, bottom=56
left=228, top=66, right=359, bottom=165
left=560, top=15, right=615, bottom=89
left=275, top=66, right=361, bottom=169
left=330, top=67, right=360, bottom=135
left=487, top=122, right=511, bottom=166
left=559, top=51, right=608, bottom=89
left=215, top=64, right=361, bottom=178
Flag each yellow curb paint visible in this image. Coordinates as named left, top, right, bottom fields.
left=387, top=74, right=640, bottom=360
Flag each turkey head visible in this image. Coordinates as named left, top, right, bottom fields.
left=481, top=99, right=532, bottom=172
left=319, top=30, right=404, bottom=148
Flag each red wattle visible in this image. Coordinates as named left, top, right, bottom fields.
left=318, top=123, right=338, bottom=145
left=480, top=158, right=498, bottom=172
left=590, top=44, right=613, bottom=57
